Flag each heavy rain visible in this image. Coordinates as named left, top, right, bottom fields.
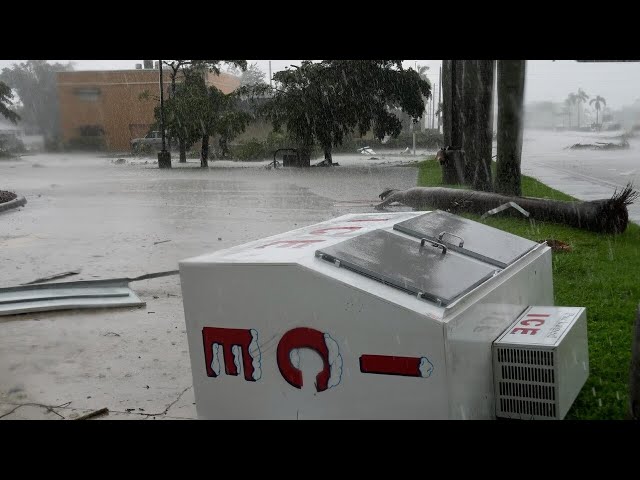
left=0, top=59, right=639, bottom=420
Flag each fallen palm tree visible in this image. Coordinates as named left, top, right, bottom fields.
left=566, top=140, right=630, bottom=150
left=376, top=183, right=638, bottom=234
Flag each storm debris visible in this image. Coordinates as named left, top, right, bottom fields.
left=74, top=408, right=109, bottom=420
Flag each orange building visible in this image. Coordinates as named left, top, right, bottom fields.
left=57, top=68, right=240, bottom=151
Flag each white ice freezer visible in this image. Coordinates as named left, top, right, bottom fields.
left=180, top=211, right=588, bottom=419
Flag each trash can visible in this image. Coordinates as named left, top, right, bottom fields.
left=180, top=211, right=588, bottom=419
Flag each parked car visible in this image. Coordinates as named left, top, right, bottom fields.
left=130, top=131, right=166, bottom=152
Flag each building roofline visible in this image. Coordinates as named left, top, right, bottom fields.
left=58, top=69, right=239, bottom=77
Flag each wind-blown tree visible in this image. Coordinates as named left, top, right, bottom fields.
left=567, top=93, right=578, bottom=126
left=0, top=60, right=73, bottom=146
left=261, top=60, right=431, bottom=166
left=160, top=60, right=247, bottom=163
left=0, top=81, right=20, bottom=124
left=564, top=97, right=574, bottom=127
left=228, top=62, right=267, bottom=87
left=435, top=101, right=443, bottom=131
left=589, top=95, right=606, bottom=126
left=415, top=64, right=431, bottom=131
left=156, top=67, right=253, bottom=168
left=575, top=88, right=589, bottom=127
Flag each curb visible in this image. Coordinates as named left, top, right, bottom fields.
left=0, top=196, right=27, bottom=214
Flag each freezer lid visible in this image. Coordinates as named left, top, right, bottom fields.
left=315, top=229, right=498, bottom=306
left=393, top=210, right=539, bottom=268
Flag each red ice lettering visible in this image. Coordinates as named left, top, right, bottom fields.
left=309, top=226, right=362, bottom=236
left=202, top=327, right=257, bottom=381
left=277, top=327, right=331, bottom=392
left=347, top=219, right=389, bottom=222
left=360, top=355, right=423, bottom=377
left=510, top=313, right=550, bottom=335
left=255, top=240, right=324, bottom=249
left=511, top=327, right=538, bottom=335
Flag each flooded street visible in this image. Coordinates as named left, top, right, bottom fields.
left=0, top=152, right=419, bottom=419
left=520, top=129, right=640, bottom=223
left=0, top=128, right=637, bottom=419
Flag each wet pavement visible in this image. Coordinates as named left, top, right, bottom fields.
left=1, top=131, right=637, bottom=420
left=520, top=129, right=640, bottom=224
left=0, top=152, right=420, bottom=420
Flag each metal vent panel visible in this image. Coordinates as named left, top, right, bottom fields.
left=493, top=345, right=558, bottom=420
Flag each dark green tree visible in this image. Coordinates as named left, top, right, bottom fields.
left=261, top=60, right=431, bottom=166
left=0, top=60, right=74, bottom=145
left=156, top=68, right=253, bottom=168
left=0, top=81, right=20, bottom=124
left=158, top=60, right=247, bottom=163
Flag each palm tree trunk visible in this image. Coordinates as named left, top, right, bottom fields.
left=577, top=103, right=581, bottom=128
left=451, top=60, right=464, bottom=148
left=476, top=60, right=495, bottom=191
left=442, top=60, right=452, bottom=146
left=496, top=60, right=526, bottom=196
left=462, top=60, right=479, bottom=186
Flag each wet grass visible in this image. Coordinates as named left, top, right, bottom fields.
left=417, top=158, right=639, bottom=420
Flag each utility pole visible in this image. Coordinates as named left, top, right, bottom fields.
left=269, top=60, right=272, bottom=88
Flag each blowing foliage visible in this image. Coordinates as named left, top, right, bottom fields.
left=0, top=81, right=20, bottom=124
left=260, top=60, right=431, bottom=165
left=154, top=65, right=253, bottom=167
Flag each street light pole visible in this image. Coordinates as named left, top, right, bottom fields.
left=159, top=59, right=166, bottom=152
left=157, top=59, right=171, bottom=168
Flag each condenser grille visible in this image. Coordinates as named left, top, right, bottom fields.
left=494, top=347, right=558, bottom=419
left=501, top=364, right=555, bottom=383
left=499, top=398, right=557, bottom=418
left=497, top=347, right=554, bottom=366
left=499, top=381, right=555, bottom=400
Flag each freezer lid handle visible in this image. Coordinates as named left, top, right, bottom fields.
left=437, top=231, right=465, bottom=247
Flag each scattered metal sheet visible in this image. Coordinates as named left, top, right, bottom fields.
left=0, top=270, right=179, bottom=317
left=21, top=270, right=81, bottom=285
left=480, top=202, right=530, bottom=220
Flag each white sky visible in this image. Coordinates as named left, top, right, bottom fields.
left=1, top=59, right=639, bottom=109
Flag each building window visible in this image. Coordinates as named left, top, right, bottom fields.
left=77, top=125, right=105, bottom=137
left=74, top=87, right=101, bottom=101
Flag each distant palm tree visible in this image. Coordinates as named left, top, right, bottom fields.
left=415, top=64, right=431, bottom=130
left=589, top=95, right=607, bottom=126
left=575, top=88, right=589, bottom=127
left=561, top=105, right=571, bottom=127
left=565, top=94, right=577, bottom=127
